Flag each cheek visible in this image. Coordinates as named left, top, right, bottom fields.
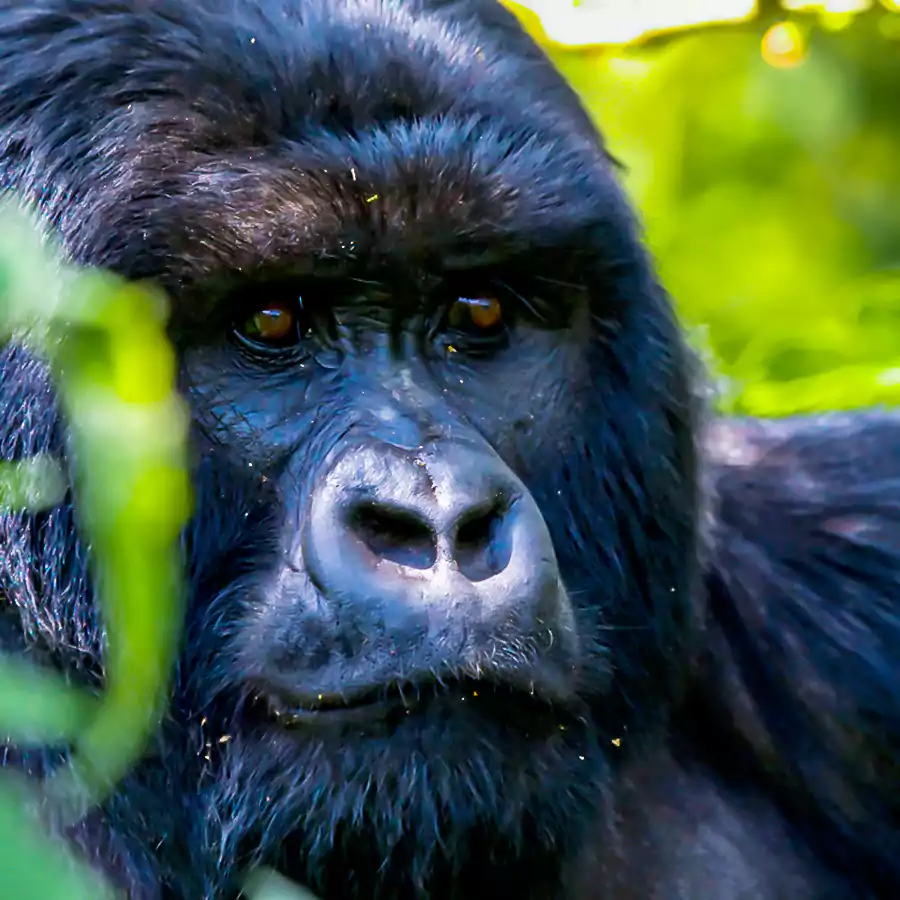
left=181, top=346, right=332, bottom=465
left=437, top=329, right=591, bottom=462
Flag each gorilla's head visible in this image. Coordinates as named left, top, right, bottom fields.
left=0, top=1, right=700, bottom=896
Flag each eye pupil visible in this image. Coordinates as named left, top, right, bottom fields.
left=451, top=296, right=503, bottom=331
left=245, top=306, right=296, bottom=343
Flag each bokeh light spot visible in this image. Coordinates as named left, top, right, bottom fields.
left=761, top=22, right=807, bottom=68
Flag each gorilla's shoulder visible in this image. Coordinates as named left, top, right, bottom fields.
left=698, top=410, right=900, bottom=889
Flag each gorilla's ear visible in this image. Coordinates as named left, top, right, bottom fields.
left=699, top=413, right=900, bottom=888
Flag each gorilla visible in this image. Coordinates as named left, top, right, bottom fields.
left=0, top=1, right=898, bottom=898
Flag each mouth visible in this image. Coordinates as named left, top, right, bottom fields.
left=252, top=674, right=583, bottom=733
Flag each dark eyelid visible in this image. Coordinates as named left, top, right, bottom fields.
left=171, top=257, right=584, bottom=341
left=442, top=256, right=585, bottom=323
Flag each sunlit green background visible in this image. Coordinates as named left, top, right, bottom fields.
left=525, top=0, right=900, bottom=415
left=0, top=2, right=897, bottom=898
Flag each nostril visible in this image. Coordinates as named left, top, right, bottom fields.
left=453, top=498, right=512, bottom=583
left=347, top=501, right=437, bottom=570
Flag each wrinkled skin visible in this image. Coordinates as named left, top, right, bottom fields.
left=0, top=2, right=898, bottom=899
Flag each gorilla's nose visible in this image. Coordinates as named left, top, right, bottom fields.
left=303, top=440, right=574, bottom=644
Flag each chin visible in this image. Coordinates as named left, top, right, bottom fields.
left=197, top=671, right=606, bottom=896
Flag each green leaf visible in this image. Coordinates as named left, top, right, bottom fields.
left=0, top=776, right=119, bottom=900
left=0, top=456, right=66, bottom=512
left=0, top=657, right=98, bottom=745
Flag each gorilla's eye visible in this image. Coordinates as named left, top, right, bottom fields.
left=448, top=296, right=503, bottom=333
left=245, top=305, right=296, bottom=343
left=236, top=301, right=302, bottom=349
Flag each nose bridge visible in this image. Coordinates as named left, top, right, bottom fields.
left=353, top=360, right=455, bottom=451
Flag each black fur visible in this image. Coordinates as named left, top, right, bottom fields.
left=0, top=2, right=896, bottom=899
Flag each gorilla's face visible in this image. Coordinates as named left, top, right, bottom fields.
left=184, top=270, right=587, bottom=725
left=178, top=264, right=603, bottom=876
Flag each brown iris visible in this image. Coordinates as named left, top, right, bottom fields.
left=448, top=295, right=503, bottom=332
left=242, top=304, right=297, bottom=345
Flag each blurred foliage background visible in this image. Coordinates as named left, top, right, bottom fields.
left=0, top=1, right=897, bottom=898
left=511, top=0, right=900, bottom=415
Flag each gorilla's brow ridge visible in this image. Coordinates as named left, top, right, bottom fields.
left=84, top=112, right=620, bottom=294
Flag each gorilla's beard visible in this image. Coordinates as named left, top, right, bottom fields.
left=195, top=690, right=610, bottom=900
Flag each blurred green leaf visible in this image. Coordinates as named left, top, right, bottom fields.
left=0, top=455, right=66, bottom=511
left=0, top=776, right=119, bottom=900
left=0, top=202, right=190, bottom=869
left=0, top=657, right=98, bottom=745
left=242, top=867, right=322, bottom=900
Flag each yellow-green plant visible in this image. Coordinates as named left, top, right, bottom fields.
left=0, top=202, right=189, bottom=899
